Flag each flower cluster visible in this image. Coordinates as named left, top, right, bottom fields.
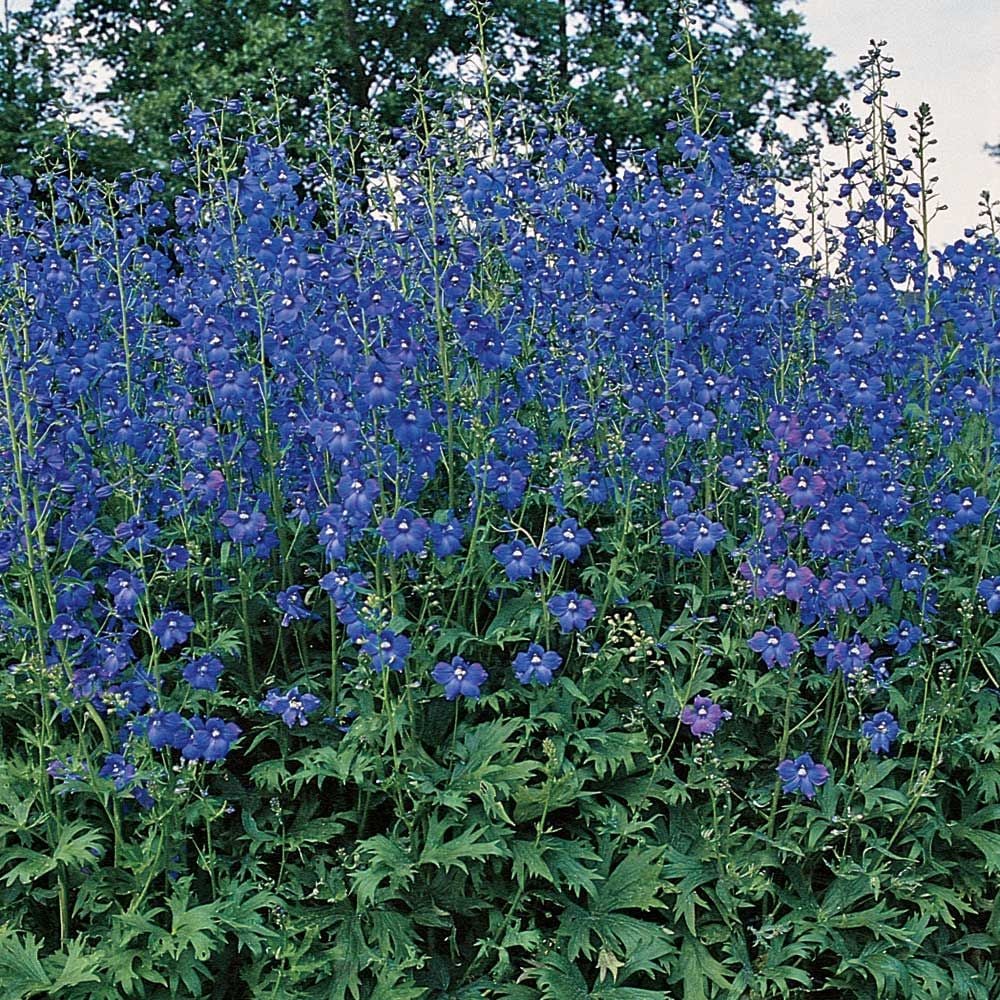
left=1, top=85, right=997, bottom=951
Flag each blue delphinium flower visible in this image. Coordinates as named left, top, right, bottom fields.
left=429, top=515, right=464, bottom=558
left=544, top=518, right=593, bottom=563
left=161, top=545, right=190, bottom=571
left=98, top=753, right=136, bottom=791
left=513, top=644, right=562, bottom=685
left=483, top=458, right=528, bottom=511
left=181, top=717, right=242, bottom=761
left=114, top=516, right=159, bottom=551
left=681, top=695, right=732, bottom=736
left=493, top=540, right=543, bottom=581
left=319, top=566, right=367, bottom=608
left=689, top=514, right=726, bottom=555
left=547, top=591, right=596, bottom=632
left=776, top=754, right=830, bottom=799
left=378, top=507, right=429, bottom=558
left=182, top=654, right=224, bottom=691
left=779, top=466, right=827, bottom=509
left=276, top=585, right=312, bottom=626
left=260, top=687, right=321, bottom=727
left=747, top=627, right=799, bottom=669
left=147, top=710, right=189, bottom=750
left=861, top=711, right=900, bottom=754
left=977, top=577, right=1000, bottom=614
left=151, top=611, right=195, bottom=650
left=219, top=508, right=268, bottom=545
left=49, top=613, right=85, bottom=643
left=432, top=656, right=487, bottom=700
left=885, top=619, right=922, bottom=655
left=47, top=756, right=88, bottom=783
left=108, top=570, right=145, bottom=615
left=944, top=488, right=988, bottom=527
left=364, top=629, right=411, bottom=673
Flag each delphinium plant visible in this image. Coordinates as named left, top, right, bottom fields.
left=0, top=36, right=999, bottom=1000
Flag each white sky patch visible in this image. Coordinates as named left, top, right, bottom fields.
left=798, top=0, right=1000, bottom=244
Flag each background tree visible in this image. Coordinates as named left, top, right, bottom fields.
left=485, top=0, right=846, bottom=169
left=0, top=0, right=64, bottom=176
left=66, top=0, right=473, bottom=174
left=6, top=0, right=846, bottom=178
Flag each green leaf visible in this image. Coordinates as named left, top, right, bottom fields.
left=595, top=849, right=666, bottom=914
left=44, top=937, right=103, bottom=993
left=52, top=820, right=107, bottom=869
left=352, top=835, right=417, bottom=906
left=510, top=837, right=554, bottom=885
left=679, top=934, right=733, bottom=999
left=485, top=593, right=542, bottom=644
left=418, top=816, right=506, bottom=874
left=1, top=847, right=56, bottom=886
left=954, top=826, right=1000, bottom=874
left=0, top=929, right=51, bottom=996
left=631, top=603, right=663, bottom=640
left=549, top=846, right=603, bottom=896
left=161, top=883, right=223, bottom=962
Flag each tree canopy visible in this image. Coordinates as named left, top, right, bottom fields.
left=2, top=0, right=846, bottom=177
left=0, top=0, right=64, bottom=177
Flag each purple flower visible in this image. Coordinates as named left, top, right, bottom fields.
left=276, top=585, right=313, bottom=626
left=147, top=710, right=189, bottom=750
left=161, top=545, right=190, bottom=571
left=944, top=488, right=988, bottom=527
left=319, top=567, right=367, bottom=607
left=493, top=540, right=543, bottom=581
left=681, top=695, right=731, bottom=736
left=182, top=654, right=224, bottom=691
left=885, top=619, right=922, bottom=655
left=378, top=507, right=429, bottom=558
left=49, top=613, right=84, bottom=643
left=861, top=711, right=900, bottom=754
left=151, top=611, right=195, bottom=650
left=181, top=716, right=242, bottom=761
left=779, top=466, right=827, bottom=509
left=357, top=358, right=401, bottom=407
left=977, top=577, right=1000, bottom=614
left=544, top=518, right=593, bottom=563
left=47, top=756, right=87, bottom=783
left=763, top=559, right=816, bottom=603
left=776, top=753, right=830, bottom=799
left=689, top=514, right=726, bottom=555
left=430, top=516, right=464, bottom=558
left=99, top=753, right=136, bottom=791
left=260, top=687, right=321, bottom=727
left=547, top=591, right=596, bottom=632
left=363, top=629, right=411, bottom=673
left=483, top=459, right=528, bottom=511
left=747, top=627, right=799, bottom=669
left=338, top=473, right=380, bottom=522
left=513, top=644, right=562, bottom=685
left=926, top=515, right=956, bottom=546
left=108, top=570, right=145, bottom=615
left=432, top=656, right=487, bottom=700
left=114, top=516, right=159, bottom=551
left=219, top=508, right=268, bottom=544
left=132, top=785, right=155, bottom=810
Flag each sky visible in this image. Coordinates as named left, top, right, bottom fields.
left=798, top=0, right=1000, bottom=244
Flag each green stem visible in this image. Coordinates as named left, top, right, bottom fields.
left=765, top=657, right=800, bottom=839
